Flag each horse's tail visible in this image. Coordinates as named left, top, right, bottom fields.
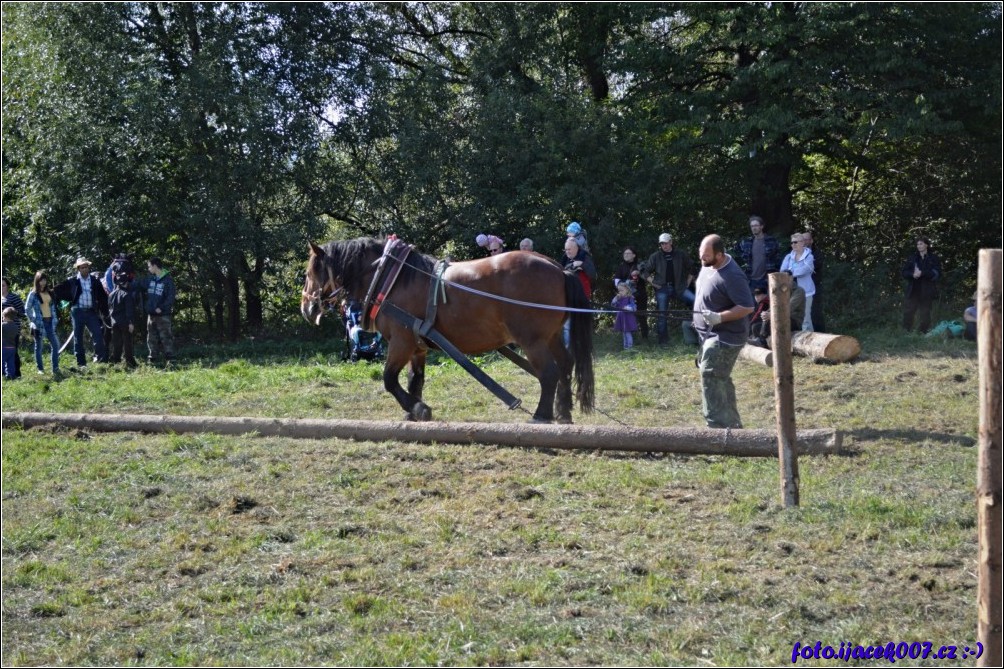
left=564, top=272, right=595, bottom=413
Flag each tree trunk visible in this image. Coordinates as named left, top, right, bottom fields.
left=242, top=257, right=264, bottom=330
left=751, top=158, right=795, bottom=237
left=245, top=281, right=263, bottom=330
left=226, top=271, right=241, bottom=340
left=201, top=299, right=213, bottom=330
left=572, top=4, right=612, bottom=102
left=214, top=297, right=224, bottom=334
left=210, top=271, right=225, bottom=334
left=2, top=412, right=845, bottom=458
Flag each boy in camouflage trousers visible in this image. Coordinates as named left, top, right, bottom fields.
left=144, top=258, right=175, bottom=365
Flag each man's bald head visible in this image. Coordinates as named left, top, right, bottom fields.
left=699, top=234, right=726, bottom=268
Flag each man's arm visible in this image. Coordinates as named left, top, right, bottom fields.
left=718, top=305, right=754, bottom=323
left=161, top=277, right=176, bottom=312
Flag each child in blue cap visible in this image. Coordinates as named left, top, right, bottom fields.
left=566, top=221, right=589, bottom=252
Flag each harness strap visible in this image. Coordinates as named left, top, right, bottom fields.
left=413, top=258, right=450, bottom=339
left=362, top=236, right=412, bottom=331
left=496, top=344, right=536, bottom=376
left=381, top=301, right=522, bottom=411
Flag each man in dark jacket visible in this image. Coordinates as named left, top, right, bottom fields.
left=143, top=257, right=176, bottom=364
left=107, top=273, right=138, bottom=368
left=560, top=238, right=596, bottom=348
left=902, top=237, right=941, bottom=334
left=641, top=233, right=695, bottom=346
left=54, top=257, right=109, bottom=367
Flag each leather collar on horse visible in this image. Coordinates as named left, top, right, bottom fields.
left=361, top=236, right=450, bottom=341
left=362, top=236, right=412, bottom=331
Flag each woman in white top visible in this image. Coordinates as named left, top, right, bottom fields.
left=780, top=233, right=815, bottom=332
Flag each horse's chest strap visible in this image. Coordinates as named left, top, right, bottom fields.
left=363, top=237, right=412, bottom=331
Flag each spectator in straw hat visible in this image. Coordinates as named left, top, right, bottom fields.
left=54, top=257, right=109, bottom=368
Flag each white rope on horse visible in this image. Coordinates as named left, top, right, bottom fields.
left=380, top=250, right=700, bottom=318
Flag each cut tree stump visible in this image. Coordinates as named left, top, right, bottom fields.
left=739, top=333, right=860, bottom=366
left=792, top=331, right=861, bottom=363
left=740, top=344, right=773, bottom=367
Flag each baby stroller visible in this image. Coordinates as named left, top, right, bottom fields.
left=341, top=300, right=384, bottom=362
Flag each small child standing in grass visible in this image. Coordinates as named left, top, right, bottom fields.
left=611, top=281, right=638, bottom=350
left=2, top=307, right=20, bottom=380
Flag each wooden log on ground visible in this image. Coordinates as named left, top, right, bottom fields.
left=739, top=334, right=860, bottom=365
left=791, top=330, right=861, bottom=363
left=739, top=344, right=773, bottom=367
left=2, top=412, right=844, bottom=457
left=977, top=248, right=1002, bottom=668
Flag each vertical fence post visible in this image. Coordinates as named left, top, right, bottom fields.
left=977, top=248, right=1002, bottom=668
left=769, top=272, right=798, bottom=507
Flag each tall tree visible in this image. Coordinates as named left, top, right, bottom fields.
left=3, top=2, right=366, bottom=336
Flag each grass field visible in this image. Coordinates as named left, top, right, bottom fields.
left=1, top=327, right=985, bottom=666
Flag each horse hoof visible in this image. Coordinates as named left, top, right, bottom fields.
left=410, top=402, right=432, bottom=422
left=528, top=416, right=552, bottom=424
left=555, top=416, right=573, bottom=425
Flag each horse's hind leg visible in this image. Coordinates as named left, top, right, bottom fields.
left=383, top=341, right=432, bottom=421
left=549, top=334, right=574, bottom=423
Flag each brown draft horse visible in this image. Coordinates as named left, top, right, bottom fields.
left=301, top=237, right=594, bottom=423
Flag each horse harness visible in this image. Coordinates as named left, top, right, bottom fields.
left=362, top=236, right=450, bottom=346
left=361, top=236, right=521, bottom=410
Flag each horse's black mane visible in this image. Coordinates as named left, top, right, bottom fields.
left=320, top=236, right=437, bottom=298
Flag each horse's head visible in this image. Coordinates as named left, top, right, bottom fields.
left=302, top=238, right=385, bottom=325
left=301, top=242, right=342, bottom=326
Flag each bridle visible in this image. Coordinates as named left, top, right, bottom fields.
left=302, top=257, right=345, bottom=315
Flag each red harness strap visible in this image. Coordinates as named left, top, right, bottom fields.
left=363, top=236, right=413, bottom=331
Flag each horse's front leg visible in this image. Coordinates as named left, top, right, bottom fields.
left=407, top=349, right=428, bottom=400
left=383, top=340, right=432, bottom=421
left=406, top=349, right=431, bottom=421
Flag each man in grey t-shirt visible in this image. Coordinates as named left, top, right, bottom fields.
left=693, top=234, right=755, bottom=429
